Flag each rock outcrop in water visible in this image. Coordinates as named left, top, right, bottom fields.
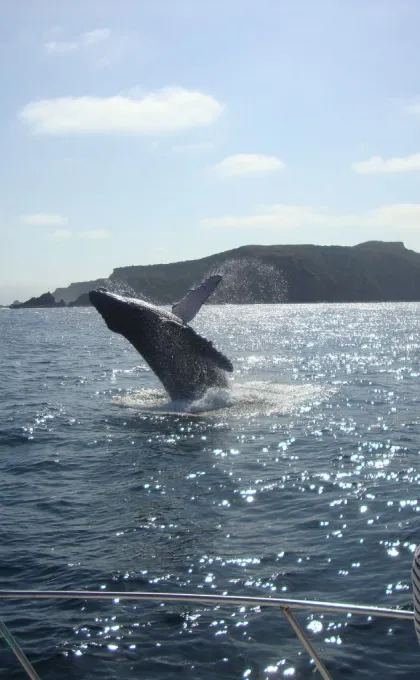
left=52, top=278, right=106, bottom=304
left=10, top=292, right=66, bottom=309
left=15, top=241, right=420, bottom=306
left=68, top=293, right=92, bottom=307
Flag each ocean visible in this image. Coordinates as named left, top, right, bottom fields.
left=1, top=303, right=419, bottom=679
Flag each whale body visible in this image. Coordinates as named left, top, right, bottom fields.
left=89, top=288, right=233, bottom=401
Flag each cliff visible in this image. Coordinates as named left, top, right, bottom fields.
left=52, top=278, right=106, bottom=304
left=108, top=241, right=420, bottom=304
left=19, top=241, right=420, bottom=308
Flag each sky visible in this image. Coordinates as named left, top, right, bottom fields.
left=1, top=0, right=420, bottom=304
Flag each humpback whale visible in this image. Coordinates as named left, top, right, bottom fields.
left=89, top=288, right=233, bottom=402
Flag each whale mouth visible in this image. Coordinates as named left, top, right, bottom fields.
left=89, top=288, right=122, bottom=314
left=89, top=288, right=110, bottom=306
left=89, top=289, right=123, bottom=331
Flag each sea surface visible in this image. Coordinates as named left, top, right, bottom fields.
left=1, top=303, right=420, bottom=679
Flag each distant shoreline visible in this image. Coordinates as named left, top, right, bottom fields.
left=7, top=240, right=420, bottom=308
left=6, top=299, right=420, bottom=310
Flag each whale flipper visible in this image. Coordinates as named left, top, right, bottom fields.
left=165, top=319, right=233, bottom=373
left=172, top=275, right=222, bottom=324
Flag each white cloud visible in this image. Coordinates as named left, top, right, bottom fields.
left=82, top=29, right=111, bottom=47
left=200, top=202, right=420, bottom=231
left=50, top=229, right=72, bottom=242
left=44, top=40, right=78, bottom=54
left=404, top=101, right=420, bottom=115
left=44, top=28, right=111, bottom=54
left=352, top=153, right=420, bottom=174
left=18, top=213, right=110, bottom=241
left=18, top=88, right=223, bottom=135
left=20, top=213, right=68, bottom=226
left=48, top=229, right=111, bottom=241
left=78, top=230, right=111, bottom=239
left=214, top=153, right=286, bottom=177
left=366, top=203, right=420, bottom=229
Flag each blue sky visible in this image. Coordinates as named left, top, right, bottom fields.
left=1, top=0, right=420, bottom=303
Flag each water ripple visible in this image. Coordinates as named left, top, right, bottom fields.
left=1, top=304, right=420, bottom=678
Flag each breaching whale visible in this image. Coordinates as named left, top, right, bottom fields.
left=89, top=288, right=233, bottom=402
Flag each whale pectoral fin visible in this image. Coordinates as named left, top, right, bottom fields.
left=165, top=319, right=233, bottom=372
left=171, top=275, right=223, bottom=324
left=183, top=325, right=233, bottom=372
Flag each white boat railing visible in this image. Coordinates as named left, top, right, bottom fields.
left=0, top=589, right=415, bottom=680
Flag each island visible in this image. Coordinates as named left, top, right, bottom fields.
left=8, top=240, right=420, bottom=308
left=10, top=292, right=66, bottom=309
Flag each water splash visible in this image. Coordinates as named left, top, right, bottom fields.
left=91, top=256, right=288, bottom=308
left=100, top=277, right=158, bottom=304
left=113, top=381, right=329, bottom=417
left=206, top=257, right=289, bottom=304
